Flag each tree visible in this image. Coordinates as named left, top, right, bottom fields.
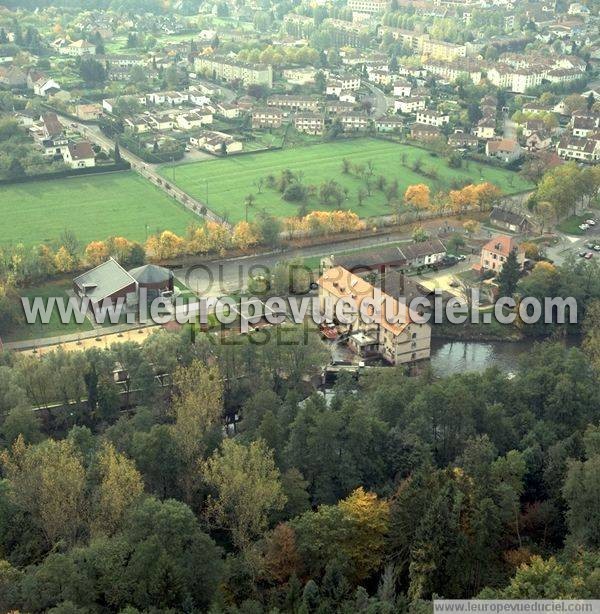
left=243, top=193, right=256, bottom=222
left=202, top=438, right=286, bottom=550
left=54, top=246, right=77, bottom=273
left=562, top=425, right=600, bottom=549
left=262, top=523, right=302, bottom=584
left=0, top=437, right=85, bottom=546
left=404, top=184, right=430, bottom=210
left=497, top=249, right=521, bottom=297
left=92, top=441, right=144, bottom=536
left=256, top=211, right=282, bottom=249
left=114, top=138, right=121, bottom=163
left=338, top=487, right=389, bottom=582
left=85, top=241, right=109, bottom=267
left=463, top=219, right=480, bottom=235
left=78, top=58, right=106, bottom=85
left=232, top=221, right=261, bottom=251
left=2, top=406, right=42, bottom=445
left=412, top=226, right=429, bottom=242
left=170, top=362, right=223, bottom=486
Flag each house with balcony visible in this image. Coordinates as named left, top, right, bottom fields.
left=317, top=265, right=432, bottom=366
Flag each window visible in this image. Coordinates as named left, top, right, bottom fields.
left=412, top=332, right=417, bottom=339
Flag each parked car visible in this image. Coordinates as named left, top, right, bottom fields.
left=594, top=245, right=600, bottom=252
left=579, top=251, right=588, bottom=257
left=456, top=254, right=466, bottom=261
left=585, top=252, right=594, bottom=259
left=586, top=242, right=596, bottom=249
left=586, top=219, right=596, bottom=226
left=579, top=223, right=590, bottom=231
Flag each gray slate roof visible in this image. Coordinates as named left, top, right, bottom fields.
left=73, top=258, right=136, bottom=304
left=128, top=264, right=173, bottom=284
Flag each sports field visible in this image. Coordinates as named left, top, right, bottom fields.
left=0, top=172, right=197, bottom=247
left=162, top=138, right=533, bottom=223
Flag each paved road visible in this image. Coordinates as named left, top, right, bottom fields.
left=176, top=225, right=453, bottom=297
left=503, top=112, right=517, bottom=140
left=365, top=83, right=392, bottom=117
left=60, top=114, right=227, bottom=225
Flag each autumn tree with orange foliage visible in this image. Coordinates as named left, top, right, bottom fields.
left=404, top=184, right=431, bottom=210
left=145, top=230, right=186, bottom=261
left=262, top=523, right=302, bottom=584
left=474, top=182, right=502, bottom=211
left=232, top=221, right=262, bottom=251
left=285, top=210, right=365, bottom=236
left=54, top=246, right=78, bottom=273
left=85, top=241, right=110, bottom=267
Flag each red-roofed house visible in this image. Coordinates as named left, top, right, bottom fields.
left=480, top=236, right=525, bottom=273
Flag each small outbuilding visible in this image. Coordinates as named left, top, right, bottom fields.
left=128, top=264, right=174, bottom=300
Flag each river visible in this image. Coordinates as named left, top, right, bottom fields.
left=430, top=337, right=581, bottom=377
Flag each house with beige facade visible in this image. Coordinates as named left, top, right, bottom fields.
left=317, top=266, right=431, bottom=366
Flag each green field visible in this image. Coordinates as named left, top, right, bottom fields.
left=0, top=172, right=198, bottom=247
left=161, top=139, right=533, bottom=224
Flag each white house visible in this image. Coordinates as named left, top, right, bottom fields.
left=60, top=39, right=97, bottom=57
left=64, top=142, right=96, bottom=168
left=415, top=109, right=449, bottom=127
left=394, top=96, right=426, bottom=114
left=393, top=79, right=412, bottom=97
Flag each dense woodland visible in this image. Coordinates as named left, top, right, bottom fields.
left=0, top=287, right=600, bottom=612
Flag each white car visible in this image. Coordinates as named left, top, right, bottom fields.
left=586, top=219, right=596, bottom=226
left=579, top=223, right=589, bottom=231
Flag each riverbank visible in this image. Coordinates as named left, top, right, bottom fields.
left=431, top=319, right=524, bottom=342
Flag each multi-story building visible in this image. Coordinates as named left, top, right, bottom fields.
left=347, top=0, right=390, bottom=15
left=393, top=79, right=412, bottom=97
left=338, top=112, right=370, bottom=131
left=416, top=109, right=449, bottom=127
left=411, top=123, right=444, bottom=143
left=448, top=130, right=479, bottom=149
left=375, top=116, right=404, bottom=132
left=282, top=67, right=318, bottom=85
left=59, top=39, right=96, bottom=57
left=479, top=236, right=525, bottom=274
left=421, top=38, right=467, bottom=61
left=474, top=116, right=496, bottom=140
left=546, top=67, right=585, bottom=84
left=394, top=96, right=426, bottom=114
left=195, top=56, right=273, bottom=87
left=266, top=94, right=320, bottom=112
left=423, top=58, right=483, bottom=85
left=557, top=135, right=600, bottom=162
left=293, top=112, right=325, bottom=135
left=317, top=265, right=432, bottom=366
left=511, top=68, right=546, bottom=94
left=251, top=108, right=284, bottom=129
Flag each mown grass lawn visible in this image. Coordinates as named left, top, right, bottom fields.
left=162, top=138, right=533, bottom=224
left=0, top=172, right=198, bottom=247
